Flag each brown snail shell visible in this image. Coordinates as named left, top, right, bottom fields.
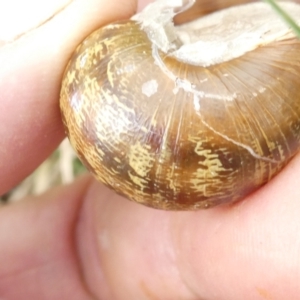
left=60, top=1, right=300, bottom=210
left=174, top=0, right=257, bottom=24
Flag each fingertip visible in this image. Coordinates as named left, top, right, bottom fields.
left=0, top=0, right=138, bottom=194
left=0, top=174, right=93, bottom=298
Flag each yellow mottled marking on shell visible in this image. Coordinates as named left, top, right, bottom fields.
left=67, top=70, right=76, bottom=84
left=114, top=157, right=121, bottom=163
left=101, top=86, right=136, bottom=114
left=150, top=105, right=160, bottom=127
left=92, top=91, right=134, bottom=147
left=195, top=142, right=225, bottom=176
left=153, top=142, right=173, bottom=192
left=165, top=162, right=180, bottom=192
left=268, top=141, right=276, bottom=151
left=128, top=171, right=148, bottom=190
left=128, top=142, right=155, bottom=177
left=277, top=144, right=285, bottom=159
left=94, top=42, right=106, bottom=57
left=195, top=142, right=224, bottom=173
left=158, top=144, right=172, bottom=163
left=190, top=141, right=227, bottom=195
left=105, top=23, right=126, bottom=30
left=107, top=60, right=116, bottom=88
left=84, top=76, right=101, bottom=99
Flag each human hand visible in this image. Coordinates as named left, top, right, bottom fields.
left=1, top=0, right=300, bottom=299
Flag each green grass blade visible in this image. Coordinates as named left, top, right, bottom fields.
left=263, top=0, right=300, bottom=38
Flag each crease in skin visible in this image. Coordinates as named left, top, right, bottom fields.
left=74, top=179, right=110, bottom=299
left=0, top=0, right=73, bottom=48
left=0, top=257, right=61, bottom=283
left=70, top=178, right=100, bottom=300
left=151, top=43, right=279, bottom=164
left=167, top=217, right=203, bottom=300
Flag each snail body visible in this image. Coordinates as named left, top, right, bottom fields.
left=60, top=1, right=300, bottom=210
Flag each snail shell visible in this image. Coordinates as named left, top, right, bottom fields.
left=174, top=0, right=257, bottom=24
left=60, top=1, right=300, bottom=210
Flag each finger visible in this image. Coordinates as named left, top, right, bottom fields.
left=1, top=155, right=299, bottom=299
left=171, top=153, right=300, bottom=300
left=76, top=152, right=300, bottom=299
left=0, top=0, right=137, bottom=195
left=0, top=175, right=93, bottom=299
left=137, top=0, right=152, bottom=11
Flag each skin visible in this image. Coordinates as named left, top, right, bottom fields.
left=0, top=0, right=300, bottom=299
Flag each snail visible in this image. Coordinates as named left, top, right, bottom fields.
left=173, top=0, right=257, bottom=24
left=60, top=0, right=300, bottom=210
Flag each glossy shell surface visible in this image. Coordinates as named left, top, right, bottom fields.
left=60, top=6, right=300, bottom=210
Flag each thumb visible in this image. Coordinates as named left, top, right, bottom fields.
left=0, top=0, right=137, bottom=195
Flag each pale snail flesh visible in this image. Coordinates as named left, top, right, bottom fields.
left=60, top=0, right=300, bottom=210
